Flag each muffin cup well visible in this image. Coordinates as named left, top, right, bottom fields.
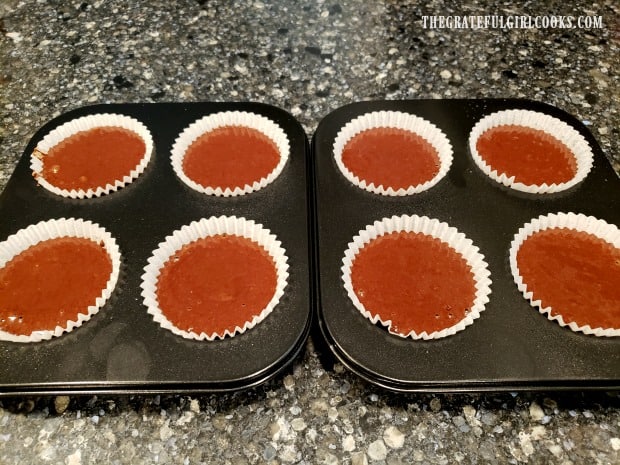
left=170, top=111, right=290, bottom=197
left=141, top=215, right=290, bottom=341
left=510, top=212, right=620, bottom=337
left=30, top=113, right=153, bottom=199
left=333, top=111, right=453, bottom=196
left=468, top=109, right=593, bottom=194
left=0, top=218, right=121, bottom=343
left=342, top=214, right=492, bottom=340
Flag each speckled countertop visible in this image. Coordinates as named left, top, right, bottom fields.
left=0, top=1, right=619, bottom=464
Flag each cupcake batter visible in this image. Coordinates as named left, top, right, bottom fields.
left=0, top=237, right=112, bottom=336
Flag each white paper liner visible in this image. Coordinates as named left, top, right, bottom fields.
left=332, top=111, right=453, bottom=196
left=170, top=111, right=290, bottom=197
left=468, top=109, right=593, bottom=194
left=140, top=215, right=289, bottom=341
left=0, top=218, right=121, bottom=343
left=510, top=212, right=620, bottom=337
left=342, top=214, right=492, bottom=340
left=30, top=113, right=154, bottom=199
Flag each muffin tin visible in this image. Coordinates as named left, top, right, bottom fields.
left=0, top=102, right=312, bottom=395
left=312, top=99, right=619, bottom=392
left=1, top=99, right=618, bottom=395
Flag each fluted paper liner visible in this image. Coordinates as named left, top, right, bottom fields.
left=510, top=212, right=620, bottom=337
left=30, top=113, right=154, bottom=199
left=0, top=218, right=121, bottom=343
left=468, top=109, right=593, bottom=194
left=171, top=111, right=290, bottom=196
left=333, top=111, right=453, bottom=196
left=342, top=215, right=492, bottom=340
left=141, top=216, right=289, bottom=341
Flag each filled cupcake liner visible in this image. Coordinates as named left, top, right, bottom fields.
left=510, top=212, right=620, bottom=337
left=341, top=214, right=492, bottom=340
left=170, top=111, right=290, bottom=197
left=0, top=218, right=121, bottom=343
left=141, top=215, right=290, bottom=341
left=30, top=113, right=154, bottom=199
left=332, top=111, right=453, bottom=196
left=468, top=109, right=593, bottom=194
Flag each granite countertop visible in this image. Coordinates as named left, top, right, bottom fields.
left=0, top=1, right=619, bottom=464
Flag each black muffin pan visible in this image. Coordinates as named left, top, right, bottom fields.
left=0, top=102, right=312, bottom=396
left=312, top=99, right=620, bottom=392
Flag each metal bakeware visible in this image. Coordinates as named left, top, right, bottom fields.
left=0, top=102, right=312, bottom=396
left=312, top=99, right=619, bottom=392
